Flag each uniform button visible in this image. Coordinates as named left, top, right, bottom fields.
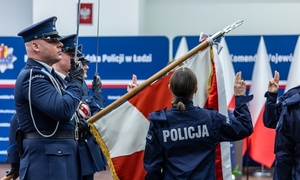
left=85, top=139, right=88, bottom=142
left=58, top=150, right=61, bottom=154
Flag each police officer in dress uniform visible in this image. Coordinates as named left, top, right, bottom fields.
left=53, top=34, right=106, bottom=180
left=263, top=70, right=300, bottom=180
left=14, top=16, right=84, bottom=180
left=52, top=34, right=79, bottom=87
left=144, top=68, right=254, bottom=180
left=77, top=48, right=106, bottom=180
left=77, top=46, right=105, bottom=112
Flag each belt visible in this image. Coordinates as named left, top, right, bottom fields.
left=23, top=131, right=75, bottom=139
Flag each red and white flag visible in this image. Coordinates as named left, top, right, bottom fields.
left=174, top=36, right=189, bottom=60
left=247, top=36, right=275, bottom=168
left=91, top=41, right=232, bottom=180
left=285, top=35, right=300, bottom=92
left=184, top=37, right=232, bottom=180
left=92, top=74, right=173, bottom=180
left=219, top=37, right=235, bottom=110
left=210, top=43, right=232, bottom=180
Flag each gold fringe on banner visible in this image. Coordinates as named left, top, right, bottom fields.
left=89, top=123, right=120, bottom=180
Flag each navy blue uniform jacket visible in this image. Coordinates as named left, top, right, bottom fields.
left=80, top=81, right=105, bottom=113
left=78, top=81, right=106, bottom=176
left=14, top=58, right=82, bottom=180
left=144, top=95, right=253, bottom=180
left=263, top=85, right=300, bottom=180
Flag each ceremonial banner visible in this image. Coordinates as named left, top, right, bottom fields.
left=206, top=45, right=232, bottom=180
left=90, top=43, right=233, bottom=179
left=219, top=37, right=235, bottom=110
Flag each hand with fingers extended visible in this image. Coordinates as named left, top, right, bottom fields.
left=69, top=58, right=84, bottom=84
left=268, top=70, right=280, bottom=93
left=234, top=71, right=246, bottom=96
left=127, top=74, right=138, bottom=92
left=92, top=75, right=102, bottom=93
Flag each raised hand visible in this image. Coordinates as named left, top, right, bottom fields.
left=268, top=70, right=280, bottom=93
left=234, top=71, right=246, bottom=96
left=127, top=74, right=138, bottom=92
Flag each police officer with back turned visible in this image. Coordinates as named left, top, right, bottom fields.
left=14, top=16, right=84, bottom=180
left=144, top=68, right=253, bottom=180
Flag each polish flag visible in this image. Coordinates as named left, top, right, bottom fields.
left=208, top=44, right=232, bottom=180
left=285, top=35, right=300, bottom=92
left=92, top=73, right=173, bottom=180
left=174, top=36, right=189, bottom=60
left=91, top=42, right=231, bottom=179
left=219, top=37, right=235, bottom=110
left=247, top=36, right=275, bottom=168
left=183, top=36, right=232, bottom=179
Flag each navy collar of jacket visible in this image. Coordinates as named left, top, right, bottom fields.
left=25, top=58, right=52, bottom=73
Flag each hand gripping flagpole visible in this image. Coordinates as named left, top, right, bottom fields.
left=88, top=20, right=244, bottom=123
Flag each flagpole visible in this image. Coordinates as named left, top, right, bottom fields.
left=95, top=0, right=100, bottom=76
left=74, top=0, right=81, bottom=60
left=88, top=20, right=244, bottom=123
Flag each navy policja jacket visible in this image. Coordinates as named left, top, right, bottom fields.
left=144, top=95, right=254, bottom=180
left=263, top=85, right=300, bottom=180
left=14, top=58, right=82, bottom=180
left=78, top=81, right=106, bottom=176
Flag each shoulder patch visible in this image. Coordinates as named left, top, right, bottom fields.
left=149, top=109, right=167, bottom=122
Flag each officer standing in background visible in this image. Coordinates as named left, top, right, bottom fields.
left=52, top=34, right=78, bottom=86
left=53, top=34, right=106, bottom=180
left=263, top=70, right=300, bottom=180
left=14, top=16, right=84, bottom=180
left=77, top=45, right=105, bottom=112
left=77, top=46, right=107, bottom=180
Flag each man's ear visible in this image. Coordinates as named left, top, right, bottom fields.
left=31, top=40, right=39, bottom=52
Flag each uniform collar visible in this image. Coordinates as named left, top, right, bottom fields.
left=26, top=58, right=53, bottom=73
left=55, top=71, right=67, bottom=80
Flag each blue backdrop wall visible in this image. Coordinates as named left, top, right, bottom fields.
left=0, top=35, right=297, bottom=163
